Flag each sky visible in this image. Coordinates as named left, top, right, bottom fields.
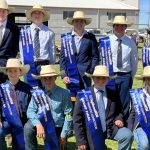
left=139, top=0, right=150, bottom=28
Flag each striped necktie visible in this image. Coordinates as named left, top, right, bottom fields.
left=12, top=85, right=19, bottom=113
left=97, top=90, right=106, bottom=132
left=34, top=28, right=40, bottom=58
left=117, top=39, right=122, bottom=69
left=0, top=25, right=3, bottom=46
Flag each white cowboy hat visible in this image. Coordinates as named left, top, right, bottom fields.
left=26, top=4, right=50, bottom=22
left=107, top=16, right=132, bottom=27
left=85, top=65, right=115, bottom=79
left=135, top=66, right=150, bottom=80
left=0, top=58, right=30, bottom=76
left=67, top=11, right=92, bottom=25
left=32, top=65, right=60, bottom=79
left=0, top=0, right=15, bottom=14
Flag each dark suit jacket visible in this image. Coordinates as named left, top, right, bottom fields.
left=60, top=32, right=99, bottom=84
left=73, top=87, right=123, bottom=150
left=0, top=21, right=19, bottom=67
left=128, top=105, right=139, bottom=132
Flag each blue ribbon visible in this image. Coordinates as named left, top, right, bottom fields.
left=31, top=88, right=59, bottom=150
left=20, top=26, right=38, bottom=87
left=77, top=88, right=106, bottom=150
left=61, top=33, right=80, bottom=97
left=130, top=88, right=150, bottom=137
left=0, top=82, right=25, bottom=150
left=142, top=46, right=150, bottom=67
left=99, top=37, right=115, bottom=90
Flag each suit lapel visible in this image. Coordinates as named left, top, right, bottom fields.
left=71, top=35, right=78, bottom=56
left=78, top=34, right=86, bottom=54
left=2, top=22, right=11, bottom=44
left=105, top=88, right=111, bottom=118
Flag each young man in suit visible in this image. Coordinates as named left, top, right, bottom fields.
left=60, top=11, right=99, bottom=101
left=0, top=0, right=20, bottom=84
left=73, top=65, right=133, bottom=150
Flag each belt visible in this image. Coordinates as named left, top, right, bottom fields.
left=34, top=60, right=49, bottom=66
left=114, top=71, right=131, bottom=76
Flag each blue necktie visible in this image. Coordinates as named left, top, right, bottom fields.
left=117, top=39, right=122, bottom=69
left=97, top=90, right=106, bottom=132
left=34, top=28, right=40, bottom=58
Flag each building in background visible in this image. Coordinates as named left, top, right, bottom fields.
left=7, top=0, right=139, bottom=42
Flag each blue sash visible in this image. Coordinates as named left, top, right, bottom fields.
left=77, top=88, right=106, bottom=150
left=130, top=88, right=150, bottom=137
left=31, top=88, right=59, bottom=150
left=99, top=37, right=115, bottom=90
left=0, top=82, right=25, bottom=150
left=142, top=46, right=150, bottom=67
left=20, top=26, right=38, bottom=87
left=61, top=33, right=80, bottom=99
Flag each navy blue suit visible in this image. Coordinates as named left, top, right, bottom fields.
left=60, top=32, right=99, bottom=89
left=0, top=21, right=19, bottom=83
left=73, top=87, right=123, bottom=150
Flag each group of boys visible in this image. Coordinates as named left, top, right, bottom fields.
left=1, top=0, right=148, bottom=150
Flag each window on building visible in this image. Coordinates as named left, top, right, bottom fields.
left=63, top=11, right=74, bottom=20
left=107, top=12, right=126, bottom=20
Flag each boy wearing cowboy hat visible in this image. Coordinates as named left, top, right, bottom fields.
left=0, top=0, right=19, bottom=84
left=60, top=10, right=99, bottom=99
left=101, top=15, right=138, bottom=122
left=24, top=65, right=73, bottom=149
left=20, top=4, right=55, bottom=87
left=74, top=65, right=133, bottom=150
left=0, top=58, right=32, bottom=150
left=128, top=66, right=150, bottom=150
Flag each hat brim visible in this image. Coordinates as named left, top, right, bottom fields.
left=26, top=8, right=50, bottom=22
left=32, top=73, right=60, bottom=79
left=85, top=72, right=116, bottom=79
left=67, top=18, right=92, bottom=25
left=0, top=7, right=15, bottom=14
left=135, top=75, right=150, bottom=80
left=107, top=21, right=132, bottom=27
left=0, top=65, right=30, bottom=76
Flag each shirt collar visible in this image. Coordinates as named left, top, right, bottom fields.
left=45, top=85, right=57, bottom=95
left=71, top=30, right=87, bottom=37
left=30, top=23, right=43, bottom=30
left=0, top=19, right=7, bottom=27
left=112, top=34, right=126, bottom=42
left=93, top=85, right=106, bottom=93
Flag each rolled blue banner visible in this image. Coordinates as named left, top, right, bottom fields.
left=99, top=37, right=115, bottom=90
left=20, top=26, right=38, bottom=87
left=31, top=88, right=59, bottom=150
left=130, top=88, right=150, bottom=137
left=0, top=82, right=25, bottom=150
left=77, top=88, right=106, bottom=150
left=61, top=33, right=80, bottom=97
left=142, top=46, right=150, bottom=67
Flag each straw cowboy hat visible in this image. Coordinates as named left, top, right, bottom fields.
left=67, top=11, right=92, bottom=25
left=0, top=58, right=30, bottom=76
left=0, top=0, right=15, bottom=14
left=135, top=66, right=150, bottom=80
left=85, top=65, right=115, bottom=78
left=26, top=4, right=50, bottom=22
left=107, top=16, right=132, bottom=27
left=32, top=65, right=60, bottom=79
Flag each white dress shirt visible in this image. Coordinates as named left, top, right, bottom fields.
left=0, top=19, right=7, bottom=38
left=20, top=23, right=56, bottom=64
left=109, top=34, right=138, bottom=78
